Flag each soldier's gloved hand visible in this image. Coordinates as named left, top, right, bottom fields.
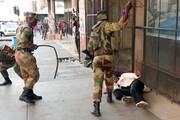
left=125, top=0, right=132, bottom=12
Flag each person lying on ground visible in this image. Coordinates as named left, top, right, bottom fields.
left=113, top=72, right=151, bottom=109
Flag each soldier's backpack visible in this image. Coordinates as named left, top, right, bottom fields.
left=90, top=22, right=102, bottom=51
left=88, top=21, right=115, bottom=56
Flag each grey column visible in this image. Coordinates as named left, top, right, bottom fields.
left=48, top=0, right=56, bottom=33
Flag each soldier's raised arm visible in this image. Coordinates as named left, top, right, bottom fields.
left=104, top=1, right=132, bottom=34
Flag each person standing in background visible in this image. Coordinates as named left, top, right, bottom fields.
left=42, top=21, right=49, bottom=40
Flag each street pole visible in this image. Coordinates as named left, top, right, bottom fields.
left=50, top=0, right=56, bottom=34
left=76, top=0, right=81, bottom=62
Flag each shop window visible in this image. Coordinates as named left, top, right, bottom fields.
left=175, top=40, right=180, bottom=77
left=159, top=0, right=177, bottom=36
left=158, top=34, right=176, bottom=73
left=175, top=4, right=180, bottom=77
left=158, top=0, right=177, bottom=74
left=144, top=0, right=180, bottom=103
left=145, top=29, right=159, bottom=67
left=146, top=0, right=160, bottom=29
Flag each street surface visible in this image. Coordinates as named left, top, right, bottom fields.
left=0, top=33, right=160, bottom=120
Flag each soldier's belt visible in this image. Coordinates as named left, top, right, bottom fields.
left=16, top=48, right=33, bottom=53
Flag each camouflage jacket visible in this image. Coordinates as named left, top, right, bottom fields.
left=87, top=17, right=128, bottom=57
left=16, top=23, right=34, bottom=49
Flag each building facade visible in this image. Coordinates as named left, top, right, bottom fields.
left=79, top=0, right=133, bottom=72
left=135, top=0, right=180, bottom=103
left=64, top=0, right=77, bottom=35
left=64, top=0, right=180, bottom=104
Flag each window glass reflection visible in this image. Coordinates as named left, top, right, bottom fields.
left=147, top=0, right=160, bottom=28
left=159, top=0, right=177, bottom=36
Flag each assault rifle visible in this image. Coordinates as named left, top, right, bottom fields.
left=82, top=49, right=93, bottom=68
left=82, top=49, right=93, bottom=60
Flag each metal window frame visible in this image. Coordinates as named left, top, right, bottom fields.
left=137, top=0, right=180, bottom=103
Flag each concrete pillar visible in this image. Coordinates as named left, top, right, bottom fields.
left=47, top=0, right=51, bottom=14
left=48, top=0, right=56, bottom=34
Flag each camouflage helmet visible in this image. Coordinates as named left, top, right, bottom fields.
left=24, top=12, right=39, bottom=20
left=96, top=10, right=108, bottom=21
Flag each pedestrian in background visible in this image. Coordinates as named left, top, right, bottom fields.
left=15, top=12, right=42, bottom=104
left=59, top=20, right=65, bottom=39
left=64, top=21, right=68, bottom=38
left=33, top=23, right=38, bottom=37
left=42, top=21, right=48, bottom=40
left=37, top=21, right=42, bottom=35
left=87, top=1, right=132, bottom=117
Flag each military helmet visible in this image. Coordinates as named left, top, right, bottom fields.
left=96, top=10, right=108, bottom=20
left=24, top=12, right=39, bottom=20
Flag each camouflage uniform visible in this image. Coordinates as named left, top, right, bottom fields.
left=15, top=12, right=42, bottom=104
left=88, top=11, right=129, bottom=102
left=88, top=6, right=131, bottom=116
left=0, top=45, right=15, bottom=85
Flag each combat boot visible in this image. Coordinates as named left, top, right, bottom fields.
left=107, top=92, right=113, bottom=103
left=0, top=77, right=12, bottom=86
left=30, top=89, right=42, bottom=100
left=91, top=101, right=101, bottom=117
left=19, top=87, right=35, bottom=104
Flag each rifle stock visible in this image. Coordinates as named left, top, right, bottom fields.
left=82, top=49, right=93, bottom=68
left=82, top=49, right=94, bottom=60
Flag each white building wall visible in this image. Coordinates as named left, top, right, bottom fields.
left=18, top=0, right=34, bottom=20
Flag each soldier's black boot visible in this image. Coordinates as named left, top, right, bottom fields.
left=107, top=92, right=113, bottom=103
left=30, top=89, right=42, bottom=100
left=0, top=77, right=12, bottom=86
left=91, top=101, right=101, bottom=117
left=19, top=87, right=35, bottom=104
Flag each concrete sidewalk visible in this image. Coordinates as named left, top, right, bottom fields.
left=0, top=34, right=160, bottom=120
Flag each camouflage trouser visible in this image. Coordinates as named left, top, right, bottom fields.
left=92, top=55, right=114, bottom=102
left=13, top=63, right=21, bottom=78
left=15, top=51, right=39, bottom=89
left=0, top=62, right=14, bottom=78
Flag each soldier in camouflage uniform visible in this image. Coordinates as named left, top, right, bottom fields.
left=87, top=1, right=132, bottom=116
left=0, top=45, right=15, bottom=86
left=15, top=12, right=42, bottom=104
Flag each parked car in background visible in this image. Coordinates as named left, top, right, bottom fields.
left=0, top=31, right=5, bottom=37
left=0, top=22, right=17, bottom=36
left=0, top=22, right=5, bottom=37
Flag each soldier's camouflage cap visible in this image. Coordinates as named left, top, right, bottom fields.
left=24, top=12, right=39, bottom=20
left=96, top=10, right=108, bottom=20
